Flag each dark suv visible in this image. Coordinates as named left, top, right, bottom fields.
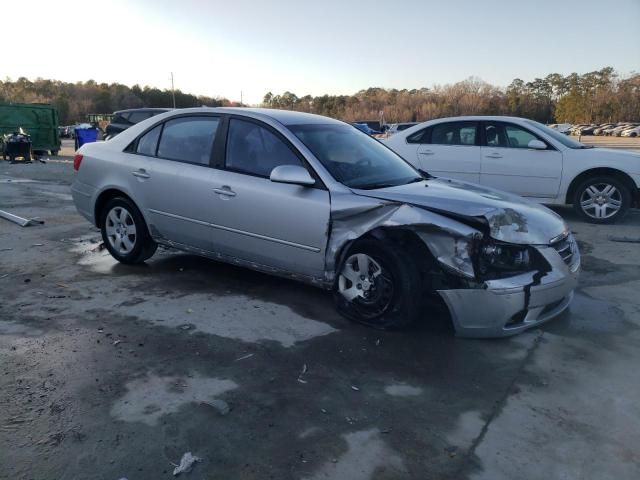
left=104, top=108, right=171, bottom=140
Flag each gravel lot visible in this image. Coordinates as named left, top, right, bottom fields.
left=1, top=139, right=639, bottom=480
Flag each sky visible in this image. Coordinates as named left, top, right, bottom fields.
left=4, top=0, right=639, bottom=104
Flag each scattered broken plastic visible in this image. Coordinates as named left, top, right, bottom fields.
left=201, top=399, right=230, bottom=415
left=172, top=452, right=201, bottom=476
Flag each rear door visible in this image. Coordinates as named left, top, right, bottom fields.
left=416, top=121, right=481, bottom=183
left=480, top=121, right=562, bottom=198
left=127, top=115, right=221, bottom=251
left=206, top=116, right=330, bottom=278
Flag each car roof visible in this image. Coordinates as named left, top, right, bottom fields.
left=147, top=107, right=345, bottom=126
left=418, top=115, right=540, bottom=123
left=114, top=108, right=172, bottom=114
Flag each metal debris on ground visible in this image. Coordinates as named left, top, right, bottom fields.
left=0, top=209, right=44, bottom=227
left=31, top=243, right=44, bottom=247
left=113, top=340, right=122, bottom=346
left=351, top=385, right=360, bottom=391
left=608, top=236, right=640, bottom=244
left=234, top=353, right=254, bottom=361
left=0, top=248, right=13, bottom=252
left=172, top=452, right=201, bottom=476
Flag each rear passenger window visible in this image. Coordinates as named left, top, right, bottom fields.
left=128, top=112, right=152, bottom=123
left=136, top=124, right=162, bottom=156
left=113, top=114, right=130, bottom=124
left=407, top=128, right=429, bottom=144
left=431, top=122, right=477, bottom=146
left=225, top=119, right=302, bottom=177
left=157, top=117, right=219, bottom=165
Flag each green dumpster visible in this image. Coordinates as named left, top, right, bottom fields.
left=0, top=103, right=61, bottom=155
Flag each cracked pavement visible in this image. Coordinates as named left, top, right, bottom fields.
left=1, top=143, right=639, bottom=479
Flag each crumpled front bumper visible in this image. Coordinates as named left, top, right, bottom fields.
left=438, top=245, right=580, bottom=338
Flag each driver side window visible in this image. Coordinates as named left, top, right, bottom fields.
left=225, top=119, right=302, bottom=177
left=485, top=122, right=543, bottom=149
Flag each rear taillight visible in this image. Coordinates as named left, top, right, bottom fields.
left=73, top=154, right=83, bottom=171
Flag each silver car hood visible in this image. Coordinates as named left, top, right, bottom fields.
left=351, top=178, right=568, bottom=245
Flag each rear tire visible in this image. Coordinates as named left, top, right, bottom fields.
left=100, top=197, right=157, bottom=264
left=333, top=238, right=422, bottom=329
left=572, top=175, right=631, bottom=224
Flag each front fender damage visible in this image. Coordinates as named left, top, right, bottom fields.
left=324, top=193, right=577, bottom=337
left=324, top=193, right=481, bottom=283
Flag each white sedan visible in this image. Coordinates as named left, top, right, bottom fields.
left=383, top=116, right=640, bottom=223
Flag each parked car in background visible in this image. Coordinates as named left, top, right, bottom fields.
left=387, top=122, right=419, bottom=136
left=593, top=124, right=615, bottom=135
left=383, top=116, right=640, bottom=223
left=549, top=123, right=572, bottom=135
left=621, top=126, right=640, bottom=137
left=71, top=107, right=580, bottom=337
left=614, top=124, right=638, bottom=137
left=104, top=108, right=171, bottom=140
left=607, top=124, right=632, bottom=136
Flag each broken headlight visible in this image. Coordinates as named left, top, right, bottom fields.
left=426, top=233, right=476, bottom=279
left=478, top=242, right=533, bottom=275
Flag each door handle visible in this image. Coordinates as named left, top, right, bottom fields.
left=131, top=169, right=150, bottom=179
left=213, top=186, right=236, bottom=197
left=419, top=149, right=434, bottom=155
left=485, top=153, right=503, bottom=159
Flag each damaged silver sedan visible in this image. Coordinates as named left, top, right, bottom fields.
left=71, top=108, right=580, bottom=337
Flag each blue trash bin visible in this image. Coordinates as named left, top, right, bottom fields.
left=74, top=128, right=99, bottom=149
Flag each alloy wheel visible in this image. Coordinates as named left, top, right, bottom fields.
left=579, top=183, right=622, bottom=220
left=105, top=206, right=137, bottom=255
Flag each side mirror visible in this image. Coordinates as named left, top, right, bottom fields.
left=528, top=139, right=547, bottom=150
left=269, top=164, right=316, bottom=186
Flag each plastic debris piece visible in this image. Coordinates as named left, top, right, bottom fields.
left=172, top=452, right=201, bottom=476
left=0, top=248, right=13, bottom=252
left=113, top=340, right=122, bottom=346
left=351, top=385, right=360, bottom=391
left=186, top=308, right=193, bottom=314
left=201, top=399, right=230, bottom=415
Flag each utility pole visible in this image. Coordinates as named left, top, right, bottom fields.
left=240, top=90, right=243, bottom=106
left=170, top=72, right=176, bottom=108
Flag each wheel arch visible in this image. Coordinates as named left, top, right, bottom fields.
left=333, top=226, right=437, bottom=287
left=565, top=168, right=639, bottom=206
left=94, top=188, right=140, bottom=228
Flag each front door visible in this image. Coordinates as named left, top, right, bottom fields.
left=208, top=117, right=330, bottom=278
left=416, top=121, right=481, bottom=183
left=480, top=121, right=562, bottom=198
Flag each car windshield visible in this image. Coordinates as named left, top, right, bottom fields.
left=525, top=120, right=592, bottom=149
left=290, top=123, right=423, bottom=189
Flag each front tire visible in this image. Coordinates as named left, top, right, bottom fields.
left=100, top=197, right=157, bottom=264
left=573, top=175, right=631, bottom=224
left=333, top=238, right=422, bottom=329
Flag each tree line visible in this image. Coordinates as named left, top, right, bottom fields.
left=263, top=67, right=640, bottom=124
left=0, top=77, right=234, bottom=125
left=1, top=67, right=638, bottom=126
